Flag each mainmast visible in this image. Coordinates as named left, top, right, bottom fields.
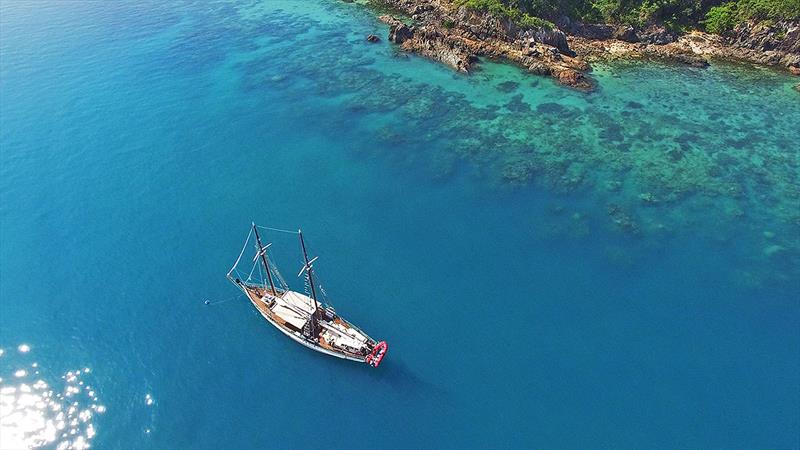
left=252, top=222, right=277, bottom=296
left=298, top=229, right=320, bottom=314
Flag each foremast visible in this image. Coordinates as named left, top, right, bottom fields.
left=252, top=222, right=277, bottom=296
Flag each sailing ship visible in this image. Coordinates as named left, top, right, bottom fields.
left=227, top=223, right=388, bottom=367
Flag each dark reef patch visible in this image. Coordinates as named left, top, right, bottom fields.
left=496, top=81, right=520, bottom=93
left=626, top=100, right=645, bottom=109
left=600, top=123, right=625, bottom=142
left=506, top=94, right=532, bottom=113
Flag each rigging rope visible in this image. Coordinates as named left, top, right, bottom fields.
left=228, top=227, right=253, bottom=275
left=257, top=226, right=299, bottom=235
left=246, top=257, right=258, bottom=282
left=269, top=259, right=288, bottom=290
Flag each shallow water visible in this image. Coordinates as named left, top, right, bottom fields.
left=1, top=1, right=798, bottom=448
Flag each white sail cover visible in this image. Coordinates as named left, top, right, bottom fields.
left=271, top=291, right=316, bottom=330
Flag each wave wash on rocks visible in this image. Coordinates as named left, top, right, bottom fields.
left=362, top=0, right=799, bottom=86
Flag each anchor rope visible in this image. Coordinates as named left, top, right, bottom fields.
left=203, top=293, right=241, bottom=306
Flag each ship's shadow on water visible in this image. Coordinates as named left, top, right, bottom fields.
left=323, top=352, right=451, bottom=403
left=374, top=358, right=449, bottom=398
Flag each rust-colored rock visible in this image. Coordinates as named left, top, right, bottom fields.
left=372, top=0, right=800, bottom=89
left=554, top=68, right=595, bottom=91
left=377, top=5, right=597, bottom=90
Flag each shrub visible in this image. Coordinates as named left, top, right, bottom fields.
left=451, top=0, right=799, bottom=35
left=736, top=0, right=800, bottom=20
left=703, top=2, right=738, bottom=32
left=453, top=0, right=554, bottom=29
left=702, top=0, right=800, bottom=34
left=517, top=13, right=556, bottom=28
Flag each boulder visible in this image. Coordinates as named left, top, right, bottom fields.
left=528, top=61, right=552, bottom=75
left=613, top=25, right=638, bottom=43
left=729, top=20, right=800, bottom=54
left=519, top=28, right=575, bottom=55
left=395, top=26, right=477, bottom=73
left=553, top=68, right=595, bottom=91
left=379, top=15, right=414, bottom=44
left=453, top=6, right=511, bottom=40
left=637, top=25, right=677, bottom=45
left=570, top=23, right=615, bottom=40
left=367, top=34, right=380, bottom=43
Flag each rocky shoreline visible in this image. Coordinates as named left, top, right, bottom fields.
left=364, top=0, right=800, bottom=91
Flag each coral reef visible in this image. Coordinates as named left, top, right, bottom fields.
left=240, top=5, right=800, bottom=285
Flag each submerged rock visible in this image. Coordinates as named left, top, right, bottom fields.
left=638, top=192, right=659, bottom=204
left=506, top=94, right=532, bottom=113
left=764, top=244, right=787, bottom=257
left=367, top=34, right=380, bottom=43
left=536, top=102, right=569, bottom=115
left=607, top=203, right=640, bottom=235
left=626, top=100, right=644, bottom=109
left=496, top=80, right=519, bottom=93
left=554, top=68, right=595, bottom=90
left=502, top=160, right=535, bottom=184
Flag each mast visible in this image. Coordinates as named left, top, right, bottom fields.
left=298, top=229, right=319, bottom=313
left=252, top=222, right=277, bottom=296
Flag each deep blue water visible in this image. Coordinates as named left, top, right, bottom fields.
left=1, top=1, right=798, bottom=448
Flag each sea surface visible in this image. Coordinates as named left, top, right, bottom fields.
left=1, top=1, right=799, bottom=448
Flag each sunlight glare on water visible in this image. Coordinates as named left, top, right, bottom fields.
left=0, top=346, right=105, bottom=450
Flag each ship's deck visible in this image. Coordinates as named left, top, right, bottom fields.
left=242, top=284, right=370, bottom=359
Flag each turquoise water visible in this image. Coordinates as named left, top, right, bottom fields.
left=1, top=1, right=798, bottom=448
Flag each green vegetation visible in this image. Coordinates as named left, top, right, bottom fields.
left=703, top=2, right=738, bottom=32
left=703, top=0, right=800, bottom=33
left=453, top=0, right=554, bottom=29
left=450, top=0, right=799, bottom=33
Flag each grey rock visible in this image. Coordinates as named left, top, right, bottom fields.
left=613, top=25, right=638, bottom=42
left=637, top=25, right=677, bottom=45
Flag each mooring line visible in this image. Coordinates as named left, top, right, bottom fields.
left=203, top=294, right=241, bottom=306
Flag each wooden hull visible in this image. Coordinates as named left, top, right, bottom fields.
left=237, top=283, right=370, bottom=363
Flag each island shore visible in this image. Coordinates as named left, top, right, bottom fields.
left=363, top=0, right=799, bottom=90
